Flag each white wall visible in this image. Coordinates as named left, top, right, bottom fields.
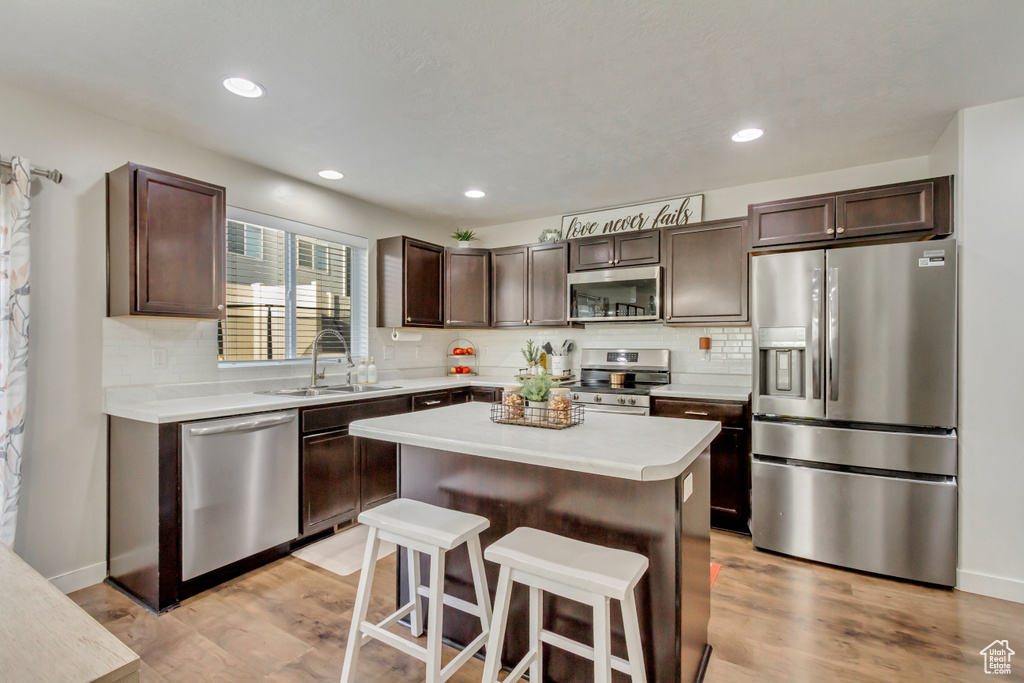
left=954, top=98, right=1024, bottom=603
left=2, top=82, right=451, bottom=590
left=473, top=156, right=931, bottom=248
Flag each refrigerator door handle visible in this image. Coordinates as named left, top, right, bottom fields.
left=828, top=267, right=840, bottom=401
left=810, top=268, right=822, bottom=400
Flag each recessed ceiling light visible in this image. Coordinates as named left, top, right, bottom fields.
left=731, top=128, right=764, bottom=142
left=222, top=77, right=265, bottom=98
left=464, top=190, right=486, bottom=198
left=318, top=170, right=344, bottom=180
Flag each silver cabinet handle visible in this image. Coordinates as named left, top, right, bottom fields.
left=684, top=410, right=709, bottom=416
left=826, top=228, right=835, bottom=235
left=422, top=400, right=442, bottom=406
left=189, top=413, right=295, bottom=436
left=446, top=319, right=451, bottom=324
left=406, top=316, right=411, bottom=322
left=217, top=304, right=224, bottom=311
left=810, top=268, right=822, bottom=401
left=828, top=267, right=840, bottom=401
left=836, top=227, right=845, bottom=234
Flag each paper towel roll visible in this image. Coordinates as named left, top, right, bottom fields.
left=391, top=329, right=423, bottom=342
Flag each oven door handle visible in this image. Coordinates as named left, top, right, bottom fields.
left=583, top=405, right=649, bottom=416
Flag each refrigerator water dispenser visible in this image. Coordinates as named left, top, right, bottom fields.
left=758, top=327, right=806, bottom=398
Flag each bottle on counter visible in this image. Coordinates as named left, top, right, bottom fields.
left=356, top=359, right=368, bottom=384
left=367, top=357, right=378, bottom=384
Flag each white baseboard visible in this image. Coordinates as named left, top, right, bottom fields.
left=48, top=561, right=107, bottom=595
left=958, top=569, right=1024, bottom=604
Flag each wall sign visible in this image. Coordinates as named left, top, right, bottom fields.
left=561, top=193, right=703, bottom=240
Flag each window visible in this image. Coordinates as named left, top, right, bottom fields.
left=219, top=207, right=368, bottom=363
left=227, top=221, right=265, bottom=260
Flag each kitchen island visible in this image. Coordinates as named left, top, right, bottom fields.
left=350, top=402, right=720, bottom=683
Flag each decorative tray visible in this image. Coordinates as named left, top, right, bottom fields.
left=489, top=402, right=584, bottom=430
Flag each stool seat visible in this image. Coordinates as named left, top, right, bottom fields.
left=484, top=527, right=648, bottom=600
left=358, top=498, right=489, bottom=551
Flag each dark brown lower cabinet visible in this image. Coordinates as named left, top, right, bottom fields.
left=302, top=430, right=360, bottom=535
left=651, top=397, right=751, bottom=533
left=360, top=438, right=399, bottom=511
left=413, top=390, right=452, bottom=411
left=450, top=387, right=472, bottom=404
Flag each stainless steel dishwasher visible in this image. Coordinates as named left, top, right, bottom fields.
left=180, top=410, right=299, bottom=581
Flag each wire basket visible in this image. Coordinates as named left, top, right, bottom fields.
left=490, top=401, right=585, bottom=430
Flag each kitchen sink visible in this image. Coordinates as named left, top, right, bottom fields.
left=259, top=385, right=399, bottom=398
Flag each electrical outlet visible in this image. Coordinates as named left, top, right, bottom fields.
left=383, top=345, right=395, bottom=361
left=152, top=348, right=168, bottom=368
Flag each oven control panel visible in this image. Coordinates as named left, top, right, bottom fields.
left=606, top=351, right=639, bottom=363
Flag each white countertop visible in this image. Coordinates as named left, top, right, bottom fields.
left=104, top=376, right=511, bottom=424
left=650, top=384, right=751, bottom=402
left=349, top=402, right=720, bottom=481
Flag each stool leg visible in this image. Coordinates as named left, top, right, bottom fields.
left=528, top=586, right=543, bottom=682
left=425, top=548, right=447, bottom=683
left=620, top=590, right=647, bottom=683
left=466, top=535, right=492, bottom=634
left=340, top=526, right=381, bottom=683
left=481, top=565, right=513, bottom=683
left=592, top=596, right=612, bottom=683
left=406, top=546, right=424, bottom=637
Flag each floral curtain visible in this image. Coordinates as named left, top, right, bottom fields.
left=0, top=157, right=30, bottom=548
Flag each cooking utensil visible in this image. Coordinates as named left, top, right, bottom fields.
left=543, top=341, right=554, bottom=355
left=566, top=341, right=575, bottom=354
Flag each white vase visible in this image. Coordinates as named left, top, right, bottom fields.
left=458, top=240, right=472, bottom=248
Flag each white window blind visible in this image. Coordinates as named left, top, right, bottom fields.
left=220, top=207, right=368, bottom=363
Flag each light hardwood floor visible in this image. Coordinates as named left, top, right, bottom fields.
left=71, top=531, right=1024, bottom=682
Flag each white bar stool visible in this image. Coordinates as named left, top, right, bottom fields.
left=340, top=499, right=492, bottom=683
left=481, top=527, right=649, bottom=683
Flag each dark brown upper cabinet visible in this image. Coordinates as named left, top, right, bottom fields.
left=750, top=176, right=952, bottom=249
left=107, top=163, right=226, bottom=319
left=491, top=242, right=569, bottom=328
left=377, top=236, right=444, bottom=328
left=570, top=231, right=660, bottom=271
left=444, top=248, right=490, bottom=328
left=663, top=218, right=749, bottom=325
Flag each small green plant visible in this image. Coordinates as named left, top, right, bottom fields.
left=451, top=229, right=478, bottom=243
left=520, top=369, right=554, bottom=402
left=538, top=227, right=563, bottom=243
left=521, top=338, right=541, bottom=366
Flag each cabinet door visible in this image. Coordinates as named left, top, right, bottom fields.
left=836, top=180, right=938, bottom=239
left=302, top=430, right=359, bottom=534
left=750, top=195, right=835, bottom=247
left=709, top=427, right=750, bottom=533
left=450, top=387, right=472, bottom=404
left=615, top=231, right=660, bottom=267
left=134, top=166, right=225, bottom=318
left=527, top=242, right=569, bottom=326
left=570, top=236, right=615, bottom=271
left=360, top=438, right=398, bottom=511
left=404, top=239, right=444, bottom=327
left=664, top=219, right=749, bottom=324
left=491, top=247, right=529, bottom=327
left=445, top=248, right=490, bottom=328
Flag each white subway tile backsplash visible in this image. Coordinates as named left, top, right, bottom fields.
left=103, top=317, right=753, bottom=388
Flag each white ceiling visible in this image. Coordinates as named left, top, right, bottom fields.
left=4, top=1, right=1024, bottom=227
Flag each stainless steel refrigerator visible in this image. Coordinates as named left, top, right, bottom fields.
left=751, top=238, right=957, bottom=586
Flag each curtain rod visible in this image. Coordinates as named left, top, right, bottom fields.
left=0, top=158, right=62, bottom=184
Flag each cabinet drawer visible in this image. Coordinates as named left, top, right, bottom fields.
left=412, top=391, right=451, bottom=411
left=450, top=387, right=472, bottom=405
left=470, top=387, right=501, bottom=402
left=651, top=398, right=747, bottom=427
left=302, top=395, right=411, bottom=434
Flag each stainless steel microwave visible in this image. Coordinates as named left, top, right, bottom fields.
left=567, top=265, right=661, bottom=322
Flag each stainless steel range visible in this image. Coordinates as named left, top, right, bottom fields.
left=564, top=348, right=670, bottom=415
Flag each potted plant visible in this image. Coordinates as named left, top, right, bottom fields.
left=521, top=338, right=541, bottom=374
left=519, top=369, right=554, bottom=410
left=451, top=229, right=478, bottom=248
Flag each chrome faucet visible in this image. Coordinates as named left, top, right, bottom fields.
left=309, top=329, right=355, bottom=388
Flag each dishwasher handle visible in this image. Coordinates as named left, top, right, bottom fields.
left=188, top=413, right=296, bottom=437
